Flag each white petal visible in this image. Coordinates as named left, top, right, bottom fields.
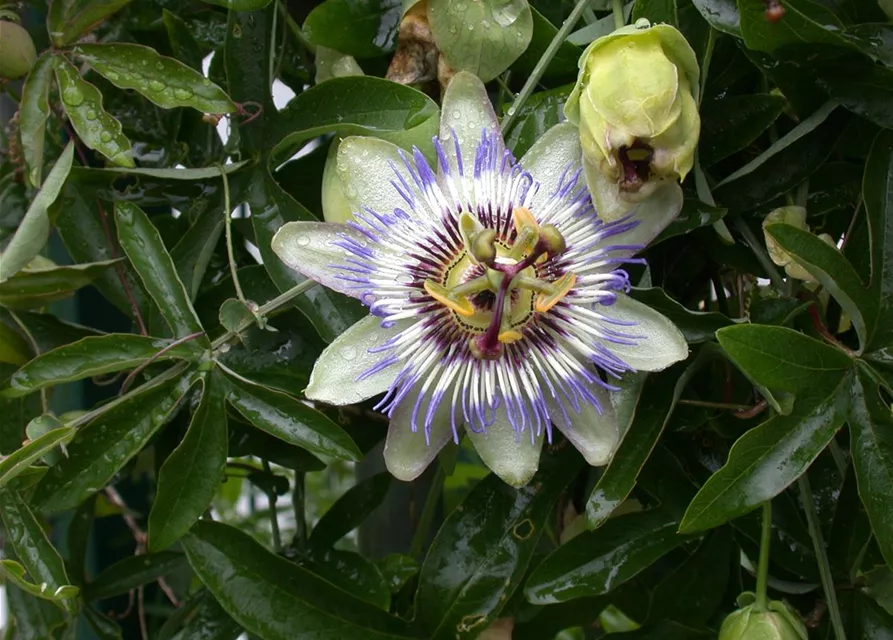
left=305, top=315, right=413, bottom=405
left=336, top=136, right=425, bottom=220
left=519, top=123, right=583, bottom=215
left=383, top=387, right=455, bottom=482
left=440, top=71, right=503, bottom=177
left=599, top=293, right=688, bottom=372
left=546, top=384, right=619, bottom=466
left=612, top=181, right=684, bottom=255
left=272, top=221, right=367, bottom=300
left=611, top=372, right=647, bottom=437
left=467, top=405, right=543, bottom=487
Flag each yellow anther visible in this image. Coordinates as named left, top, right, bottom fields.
left=497, top=329, right=524, bottom=344
left=535, top=272, right=577, bottom=313
left=512, top=206, right=540, bottom=234
left=424, top=280, right=474, bottom=317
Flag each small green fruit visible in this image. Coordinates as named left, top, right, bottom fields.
left=0, top=21, right=37, bottom=79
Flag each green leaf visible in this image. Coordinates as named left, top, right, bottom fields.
left=84, top=552, right=187, bottom=601
left=699, top=94, right=786, bottom=167
left=863, top=565, right=893, bottom=616
left=828, top=465, right=872, bottom=579
left=630, top=288, right=732, bottom=343
left=4, top=334, right=201, bottom=397
left=653, top=199, right=729, bottom=245
left=689, top=0, right=740, bottom=36
left=202, top=0, right=272, bottom=8
left=716, top=324, right=853, bottom=392
left=377, top=554, right=420, bottom=594
left=303, top=0, right=401, bottom=58
left=512, top=8, right=581, bottom=80
left=218, top=298, right=256, bottom=334
left=309, top=472, right=392, bottom=549
left=843, top=24, right=893, bottom=68
left=633, top=0, right=678, bottom=26
left=247, top=169, right=366, bottom=342
left=303, top=549, right=392, bottom=611
left=585, top=363, right=692, bottom=528
left=767, top=223, right=875, bottom=352
left=4, top=581, right=67, bottom=640
left=415, top=444, right=583, bottom=639
left=679, top=374, right=849, bottom=533
left=168, top=205, right=226, bottom=302
left=863, top=130, right=893, bottom=352
left=53, top=58, right=134, bottom=167
left=819, top=64, right=893, bottom=130
left=270, top=76, right=439, bottom=162
left=849, top=363, right=893, bottom=568
left=149, top=371, right=227, bottom=552
left=47, top=0, right=134, bottom=46
left=83, top=606, right=123, bottom=640
left=0, top=560, right=78, bottom=605
left=19, top=53, right=55, bottom=188
left=0, top=427, right=75, bottom=492
left=0, top=322, right=31, bottom=365
left=72, top=161, right=249, bottom=181
left=525, top=510, right=691, bottom=604
left=32, top=374, right=194, bottom=513
left=222, top=367, right=361, bottom=461
left=175, top=590, right=243, bottom=640
left=428, top=0, right=533, bottom=82
left=738, top=0, right=854, bottom=52
left=646, top=527, right=733, bottom=625
left=0, top=144, right=74, bottom=283
left=0, top=489, right=76, bottom=611
left=115, top=202, right=208, bottom=342
left=73, top=43, right=237, bottom=114
left=183, top=520, right=416, bottom=640
left=504, top=85, right=572, bottom=159
left=0, top=259, right=120, bottom=310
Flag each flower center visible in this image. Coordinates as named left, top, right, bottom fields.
left=617, top=140, right=653, bottom=193
left=423, top=208, right=576, bottom=361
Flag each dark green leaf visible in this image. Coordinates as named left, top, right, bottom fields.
left=843, top=23, right=893, bottom=67
left=376, top=554, right=420, bottom=594
left=654, top=199, right=729, bottom=244
left=819, top=64, right=893, bottom=130
left=511, top=8, right=581, bottom=82
left=115, top=202, right=208, bottom=343
left=415, top=444, right=583, bottom=639
left=47, top=0, right=134, bottom=46
left=310, top=472, right=392, bottom=548
left=716, top=324, right=853, bottom=392
left=699, top=94, right=786, bottom=167
left=218, top=298, right=256, bottom=334
left=304, top=0, right=401, bottom=58
left=32, top=374, right=194, bottom=512
left=690, top=0, right=740, bottom=36
left=85, top=552, right=187, bottom=601
left=4, top=334, right=200, bottom=397
left=183, top=520, right=416, bottom=639
left=630, top=288, right=732, bottom=343
left=303, top=549, right=392, bottom=610
left=633, top=0, right=678, bottom=26
left=0, top=322, right=30, bottom=365
left=74, top=43, right=237, bottom=114
left=647, top=527, right=732, bottom=625
left=738, top=0, right=853, bottom=52
left=67, top=496, right=96, bottom=587
left=0, top=489, right=76, bottom=611
left=0, top=426, right=75, bottom=492
left=270, top=76, right=439, bottom=162
left=149, top=371, right=228, bottom=551
left=83, top=606, right=123, bottom=640
left=0, top=144, right=75, bottom=282
left=863, top=130, right=893, bottom=351
left=679, top=374, right=849, bottom=533
left=525, top=509, right=692, bottom=603
left=178, top=590, right=243, bottom=640
left=54, top=59, right=134, bottom=167
left=4, top=581, right=67, bottom=640
left=19, top=53, right=54, bottom=188
left=162, top=9, right=205, bottom=71
left=202, top=0, right=273, bottom=8
left=223, top=367, right=361, bottom=461
left=168, top=203, right=226, bottom=302
left=828, top=464, right=872, bottom=580
left=504, top=85, right=572, bottom=159
left=0, top=260, right=121, bottom=310
left=849, top=363, right=893, bottom=568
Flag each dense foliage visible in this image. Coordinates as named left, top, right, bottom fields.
left=1, top=0, right=892, bottom=638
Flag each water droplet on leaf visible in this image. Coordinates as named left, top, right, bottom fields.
left=148, top=79, right=165, bottom=92
left=492, top=0, right=525, bottom=27
left=62, top=86, right=84, bottom=107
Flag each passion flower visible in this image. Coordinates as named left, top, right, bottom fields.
left=272, top=72, right=687, bottom=486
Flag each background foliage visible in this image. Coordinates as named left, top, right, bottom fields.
left=1, top=0, right=892, bottom=638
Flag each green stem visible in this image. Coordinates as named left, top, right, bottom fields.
left=220, top=166, right=246, bottom=305
left=410, top=465, right=445, bottom=559
left=279, top=1, right=315, bottom=53
left=798, top=473, right=847, bottom=639
left=9, top=310, right=48, bottom=413
left=292, top=470, right=307, bottom=551
left=264, top=459, right=282, bottom=552
left=754, top=501, right=772, bottom=612
left=611, top=0, right=625, bottom=30
left=731, top=215, right=786, bottom=291
left=501, top=0, right=592, bottom=133
left=677, top=398, right=752, bottom=411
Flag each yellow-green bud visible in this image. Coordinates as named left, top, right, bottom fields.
left=0, top=20, right=37, bottom=79
left=719, top=599, right=808, bottom=640
left=565, top=20, right=700, bottom=221
left=762, top=206, right=836, bottom=282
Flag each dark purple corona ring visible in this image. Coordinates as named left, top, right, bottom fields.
left=273, top=72, right=687, bottom=485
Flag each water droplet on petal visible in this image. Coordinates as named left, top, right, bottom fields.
left=341, top=346, right=357, bottom=360
left=452, top=110, right=462, bottom=119
left=343, top=183, right=358, bottom=199
left=296, top=235, right=310, bottom=246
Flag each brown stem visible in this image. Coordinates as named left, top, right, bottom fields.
left=806, top=302, right=856, bottom=357
left=734, top=398, right=769, bottom=420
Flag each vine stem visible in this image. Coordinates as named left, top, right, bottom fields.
left=798, top=473, right=847, bottom=639
left=611, top=0, right=625, bottom=30
left=754, top=501, right=772, bottom=612
left=219, top=165, right=246, bottom=305
left=500, top=0, right=592, bottom=133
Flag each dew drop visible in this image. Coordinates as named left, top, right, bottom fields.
left=449, top=25, right=458, bottom=34
left=85, top=108, right=98, bottom=121
left=492, top=0, right=525, bottom=27
left=467, top=23, right=474, bottom=31
left=203, top=78, right=211, bottom=86
left=173, top=87, right=193, bottom=100
left=99, top=131, right=112, bottom=143
left=148, top=79, right=165, bottom=92
left=396, top=273, right=413, bottom=284
left=341, top=346, right=357, bottom=360
left=452, top=109, right=462, bottom=119
left=343, top=183, right=358, bottom=199
left=62, top=86, right=84, bottom=107
left=106, top=70, right=120, bottom=81
left=296, top=235, right=310, bottom=246
left=482, top=20, right=490, bottom=28
left=155, top=61, right=164, bottom=71
left=140, top=59, right=149, bottom=66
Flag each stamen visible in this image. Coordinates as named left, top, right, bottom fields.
left=424, top=280, right=474, bottom=316
left=535, top=273, right=577, bottom=312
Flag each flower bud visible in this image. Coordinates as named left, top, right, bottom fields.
left=565, top=20, right=700, bottom=221
left=719, top=599, right=808, bottom=640
left=0, top=20, right=37, bottom=79
left=762, top=206, right=836, bottom=282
